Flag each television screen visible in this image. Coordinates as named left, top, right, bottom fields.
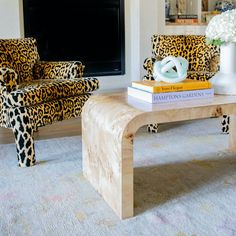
left=23, top=0, right=125, bottom=76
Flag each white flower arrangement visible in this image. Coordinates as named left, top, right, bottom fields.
left=206, top=9, right=236, bottom=45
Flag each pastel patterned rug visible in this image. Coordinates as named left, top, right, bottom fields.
left=1, top=118, right=236, bottom=236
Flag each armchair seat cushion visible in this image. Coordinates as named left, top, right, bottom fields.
left=5, top=77, right=99, bottom=107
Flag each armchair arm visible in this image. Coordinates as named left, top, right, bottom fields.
left=33, top=61, right=85, bottom=80
left=143, top=56, right=163, bottom=81
left=78, top=77, right=100, bottom=92
left=143, top=57, right=159, bottom=76
left=0, top=68, right=18, bottom=92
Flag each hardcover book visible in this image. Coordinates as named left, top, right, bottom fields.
left=175, top=18, right=198, bottom=24
left=177, top=14, right=198, bottom=19
left=127, top=86, right=214, bottom=104
left=131, top=79, right=212, bottom=93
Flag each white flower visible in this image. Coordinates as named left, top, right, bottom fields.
left=206, top=9, right=236, bottom=45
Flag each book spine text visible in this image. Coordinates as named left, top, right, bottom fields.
left=152, top=89, right=214, bottom=103
left=128, top=87, right=214, bottom=104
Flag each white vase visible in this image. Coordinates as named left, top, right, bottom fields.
left=210, top=41, right=236, bottom=95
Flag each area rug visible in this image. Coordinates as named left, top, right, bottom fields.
left=1, top=118, right=236, bottom=236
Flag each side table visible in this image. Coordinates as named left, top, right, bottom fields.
left=82, top=92, right=236, bottom=219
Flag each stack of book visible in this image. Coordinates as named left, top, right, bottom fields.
left=127, top=79, right=214, bottom=104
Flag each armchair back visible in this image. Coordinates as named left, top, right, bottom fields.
left=151, top=35, right=220, bottom=73
left=0, top=38, right=39, bottom=83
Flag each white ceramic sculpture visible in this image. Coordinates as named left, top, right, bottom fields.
left=153, top=56, right=188, bottom=83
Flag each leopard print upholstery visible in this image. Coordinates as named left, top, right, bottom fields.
left=0, top=38, right=99, bottom=167
left=143, top=35, right=228, bottom=134
left=8, top=106, right=36, bottom=167
left=5, top=78, right=98, bottom=107
left=222, top=115, right=230, bottom=134
left=143, top=57, right=217, bottom=81
left=33, top=61, right=85, bottom=80
left=0, top=68, right=18, bottom=92
left=0, top=38, right=39, bottom=83
left=143, top=35, right=220, bottom=81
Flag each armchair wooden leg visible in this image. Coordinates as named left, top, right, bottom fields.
left=147, top=123, right=159, bottom=133
left=10, top=107, right=36, bottom=167
left=222, top=115, right=230, bottom=134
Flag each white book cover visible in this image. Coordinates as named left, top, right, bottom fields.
left=127, top=86, right=214, bottom=104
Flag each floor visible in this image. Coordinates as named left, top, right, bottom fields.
left=1, top=118, right=236, bottom=236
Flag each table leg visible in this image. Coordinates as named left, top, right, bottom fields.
left=229, top=115, right=236, bottom=151
left=82, top=101, right=135, bottom=219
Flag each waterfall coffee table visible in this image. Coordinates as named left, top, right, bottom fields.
left=82, top=92, right=236, bottom=219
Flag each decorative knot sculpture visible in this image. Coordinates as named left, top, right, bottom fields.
left=153, top=56, right=188, bottom=83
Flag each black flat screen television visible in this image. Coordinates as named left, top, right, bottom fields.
left=23, top=0, right=125, bottom=77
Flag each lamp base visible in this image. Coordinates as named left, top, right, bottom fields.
left=210, top=72, right=236, bottom=95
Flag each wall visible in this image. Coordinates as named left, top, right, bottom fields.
left=0, top=0, right=159, bottom=91
left=0, top=0, right=23, bottom=38
left=139, top=0, right=159, bottom=77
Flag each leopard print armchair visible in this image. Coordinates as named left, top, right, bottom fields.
left=143, top=35, right=220, bottom=82
left=143, top=35, right=229, bottom=134
left=0, top=38, right=99, bottom=167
